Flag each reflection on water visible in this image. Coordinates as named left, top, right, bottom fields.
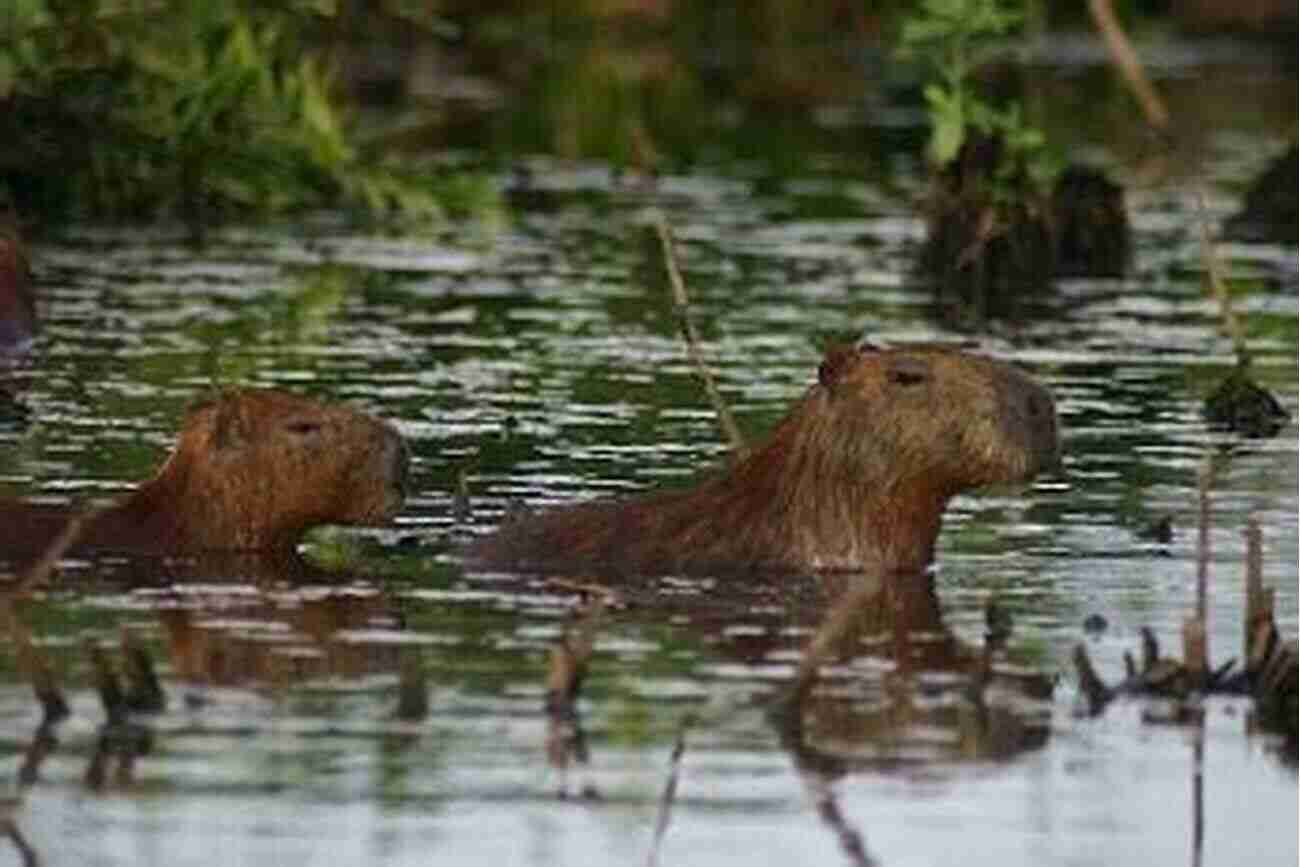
left=1, top=44, right=1297, bottom=867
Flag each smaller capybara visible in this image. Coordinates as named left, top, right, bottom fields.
left=0, top=389, right=408, bottom=572
left=467, top=343, right=1059, bottom=576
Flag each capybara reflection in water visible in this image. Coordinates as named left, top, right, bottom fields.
left=468, top=343, right=1059, bottom=576
left=158, top=588, right=403, bottom=687
left=0, top=389, right=408, bottom=571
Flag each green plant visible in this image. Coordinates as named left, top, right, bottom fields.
left=899, top=0, right=1060, bottom=188
left=0, top=0, right=458, bottom=222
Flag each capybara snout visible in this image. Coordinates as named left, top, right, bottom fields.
left=347, top=418, right=410, bottom=524
left=968, top=352, right=1061, bottom=485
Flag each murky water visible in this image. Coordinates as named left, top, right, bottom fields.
left=1, top=36, right=1297, bottom=867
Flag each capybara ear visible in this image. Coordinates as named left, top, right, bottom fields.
left=211, top=392, right=250, bottom=451
left=818, top=343, right=864, bottom=391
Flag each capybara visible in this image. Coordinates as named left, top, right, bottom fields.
left=0, top=389, right=408, bottom=572
left=0, top=210, right=36, bottom=357
left=467, top=343, right=1059, bottom=576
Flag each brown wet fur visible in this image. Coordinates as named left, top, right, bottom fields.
left=468, top=343, right=1059, bottom=576
left=0, top=389, right=408, bottom=571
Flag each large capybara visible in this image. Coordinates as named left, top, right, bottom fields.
left=0, top=389, right=408, bottom=572
left=467, top=343, right=1060, bottom=577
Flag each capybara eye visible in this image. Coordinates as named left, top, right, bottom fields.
left=286, top=420, right=322, bottom=436
left=886, top=360, right=928, bottom=386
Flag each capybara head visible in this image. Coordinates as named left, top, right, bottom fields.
left=810, top=342, right=1059, bottom=496
left=148, top=389, right=409, bottom=550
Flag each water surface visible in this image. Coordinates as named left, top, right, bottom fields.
left=1, top=34, right=1296, bottom=867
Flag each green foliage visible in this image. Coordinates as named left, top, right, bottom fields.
left=0, top=0, right=451, bottom=222
left=899, top=0, right=1060, bottom=187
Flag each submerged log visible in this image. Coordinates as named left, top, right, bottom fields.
left=920, top=131, right=1130, bottom=326
left=1051, top=166, right=1131, bottom=278
left=121, top=628, right=166, bottom=714
left=920, top=132, right=1055, bottom=324
left=544, top=593, right=609, bottom=799
left=1073, top=526, right=1297, bottom=751
left=1203, top=366, right=1290, bottom=438
left=1222, top=145, right=1298, bottom=244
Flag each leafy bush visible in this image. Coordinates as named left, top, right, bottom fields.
left=899, top=0, right=1060, bottom=190
left=0, top=0, right=447, bottom=222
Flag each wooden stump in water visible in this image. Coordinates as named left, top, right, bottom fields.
left=920, top=132, right=1055, bottom=325
left=1203, top=366, right=1290, bottom=438
left=920, top=131, right=1130, bottom=326
left=1051, top=165, right=1131, bottom=278
left=1222, top=145, right=1298, bottom=244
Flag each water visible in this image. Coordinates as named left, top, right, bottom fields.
left=1, top=36, right=1296, bottom=867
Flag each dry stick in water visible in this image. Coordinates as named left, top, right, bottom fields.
left=1194, top=189, right=1249, bottom=365
left=644, top=711, right=696, bottom=867
left=782, top=575, right=889, bottom=866
left=0, top=603, right=62, bottom=720
left=1194, top=460, right=1211, bottom=626
left=1184, top=459, right=1214, bottom=681
left=121, top=626, right=166, bottom=714
left=1, top=507, right=102, bottom=867
left=654, top=217, right=746, bottom=456
left=1243, top=516, right=1265, bottom=659
left=1090, top=0, right=1249, bottom=364
left=1190, top=707, right=1205, bottom=867
left=3, top=507, right=103, bottom=716
left=1147, top=0, right=1266, bottom=684
left=0, top=817, right=36, bottom=867
left=791, top=572, right=887, bottom=701
left=545, top=592, right=610, bottom=797
left=806, top=775, right=875, bottom=867
left=1073, top=644, right=1113, bottom=715
left=13, top=507, right=100, bottom=594
left=395, top=650, right=429, bottom=722
left=1087, top=0, right=1170, bottom=132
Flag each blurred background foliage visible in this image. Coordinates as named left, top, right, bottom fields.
left=0, top=0, right=1294, bottom=226
left=0, top=0, right=480, bottom=224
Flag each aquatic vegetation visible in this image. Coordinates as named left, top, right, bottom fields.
left=899, top=0, right=1060, bottom=188
left=1203, top=366, right=1291, bottom=438
left=900, top=0, right=1131, bottom=322
left=0, top=1, right=452, bottom=223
